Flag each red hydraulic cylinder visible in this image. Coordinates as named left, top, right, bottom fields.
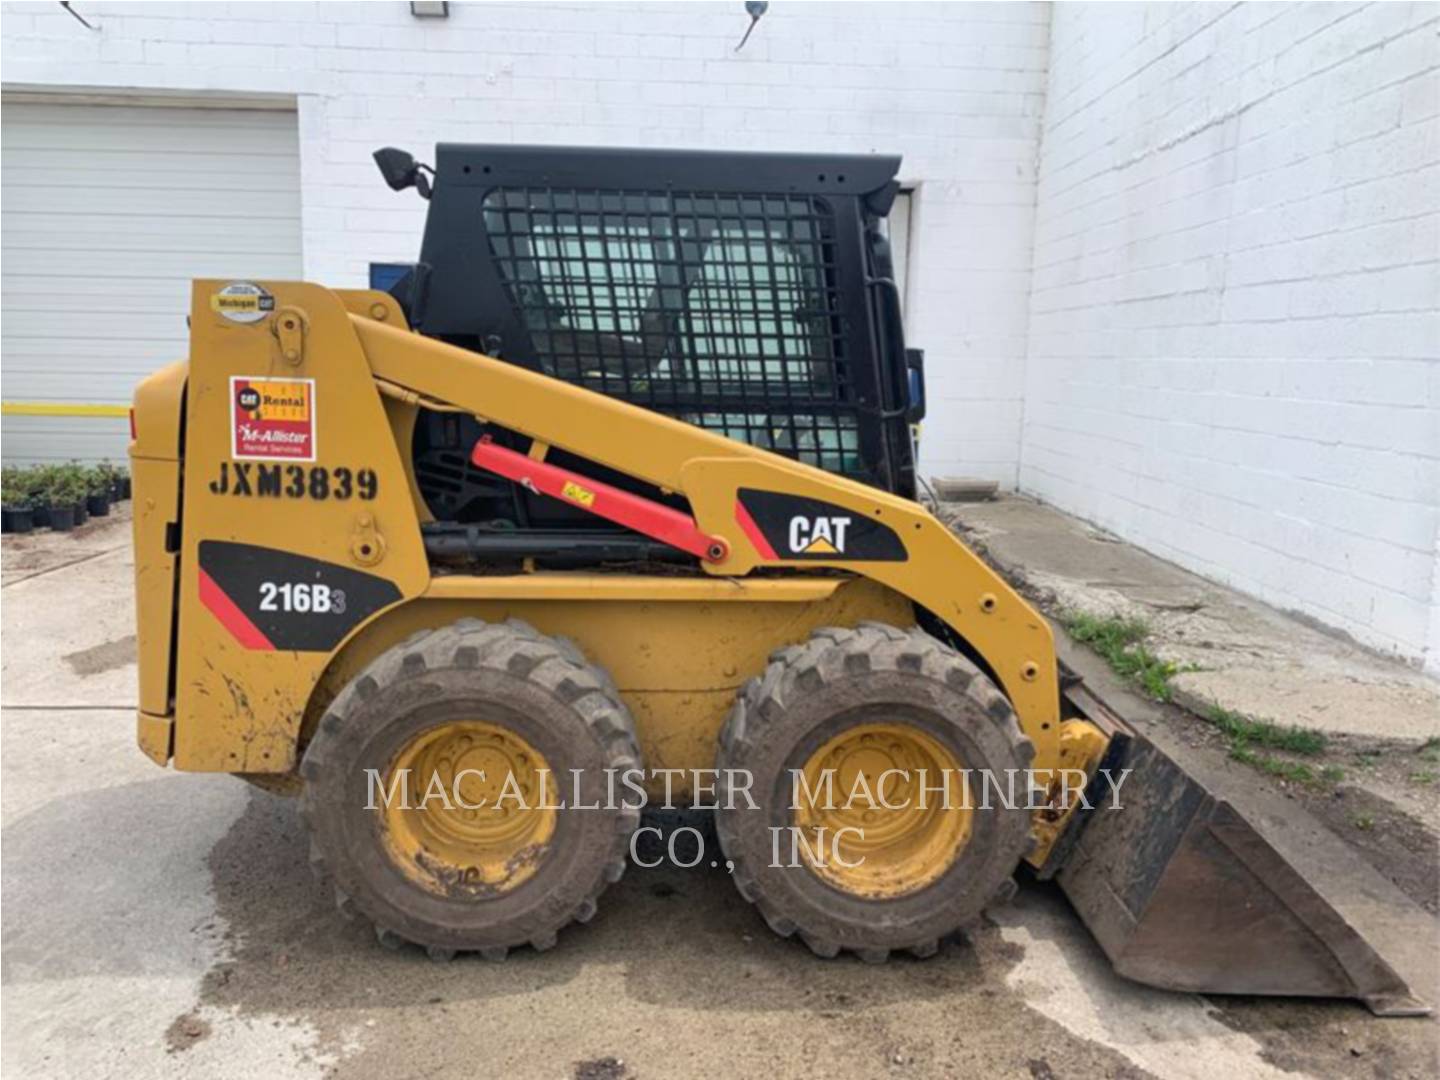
left=470, top=437, right=729, bottom=563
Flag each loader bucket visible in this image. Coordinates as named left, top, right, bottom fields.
left=1051, top=683, right=1435, bottom=1017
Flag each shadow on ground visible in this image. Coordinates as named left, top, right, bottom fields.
left=199, top=791, right=990, bottom=1014
left=194, top=790, right=1149, bottom=1078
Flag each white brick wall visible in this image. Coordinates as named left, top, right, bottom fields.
left=1021, top=2, right=1440, bottom=669
left=0, top=0, right=1051, bottom=486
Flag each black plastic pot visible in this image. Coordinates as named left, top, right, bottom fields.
left=87, top=494, right=111, bottom=517
left=31, top=505, right=51, bottom=529
left=48, top=505, right=76, bottom=532
left=2, top=506, right=35, bottom=534
left=72, top=500, right=89, bottom=525
left=121, top=476, right=132, bottom=499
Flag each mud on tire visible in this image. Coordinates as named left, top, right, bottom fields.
left=301, top=618, right=641, bottom=959
left=715, top=622, right=1034, bottom=962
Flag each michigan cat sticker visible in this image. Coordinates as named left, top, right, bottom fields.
left=210, top=282, right=275, bottom=324
left=231, top=376, right=317, bottom=462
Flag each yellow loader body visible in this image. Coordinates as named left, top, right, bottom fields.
left=128, top=280, right=1429, bottom=1014
left=134, top=282, right=1093, bottom=822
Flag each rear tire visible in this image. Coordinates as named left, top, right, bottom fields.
left=715, top=623, right=1034, bottom=961
left=301, top=618, right=641, bottom=957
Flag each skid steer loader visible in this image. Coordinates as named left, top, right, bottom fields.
left=130, top=144, right=1430, bottom=1014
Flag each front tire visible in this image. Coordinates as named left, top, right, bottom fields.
left=301, top=618, right=641, bottom=958
left=715, top=623, right=1034, bottom=961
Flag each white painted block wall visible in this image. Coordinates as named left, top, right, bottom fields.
left=0, top=0, right=1050, bottom=486
left=1023, top=3, right=1440, bottom=669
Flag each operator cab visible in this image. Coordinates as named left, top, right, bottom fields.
left=374, top=144, right=924, bottom=532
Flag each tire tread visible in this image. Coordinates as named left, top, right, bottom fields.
left=714, top=623, right=1032, bottom=962
left=302, top=619, right=640, bottom=958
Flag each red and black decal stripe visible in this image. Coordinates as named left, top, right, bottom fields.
left=734, top=498, right=778, bottom=560
left=197, top=541, right=402, bottom=651
left=199, top=566, right=275, bottom=651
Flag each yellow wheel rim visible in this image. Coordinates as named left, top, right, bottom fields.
left=793, top=722, right=972, bottom=899
left=381, top=721, right=555, bottom=898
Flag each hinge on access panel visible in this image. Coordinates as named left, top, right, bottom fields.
left=272, top=307, right=308, bottom=366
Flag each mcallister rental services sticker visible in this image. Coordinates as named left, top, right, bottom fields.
left=231, top=376, right=317, bottom=462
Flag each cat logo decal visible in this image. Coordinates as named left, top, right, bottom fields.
left=788, top=515, right=851, bottom=555
left=735, top=490, right=907, bottom=562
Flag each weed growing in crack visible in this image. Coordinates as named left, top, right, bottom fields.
left=1061, top=612, right=1195, bottom=702
left=1205, top=705, right=1339, bottom=787
left=1063, top=610, right=1341, bottom=790
left=1206, top=704, right=1327, bottom=756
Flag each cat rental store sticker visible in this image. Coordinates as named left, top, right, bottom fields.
left=231, top=377, right=317, bottom=461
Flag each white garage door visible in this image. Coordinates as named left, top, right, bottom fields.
left=1, top=101, right=302, bottom=463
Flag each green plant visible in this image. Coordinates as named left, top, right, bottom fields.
left=1064, top=611, right=1148, bottom=652
left=22, top=467, right=48, bottom=509
left=85, top=462, right=117, bottom=497
left=1206, top=704, right=1327, bottom=756
left=1062, top=612, right=1192, bottom=702
left=1, top=465, right=59, bottom=509
left=46, top=466, right=88, bottom=507
left=1227, top=743, right=1318, bottom=784
left=1418, top=737, right=1440, bottom=765
left=0, top=467, right=24, bottom=507
left=1410, top=770, right=1436, bottom=786
left=1217, top=707, right=1341, bottom=788
left=1350, top=813, right=1375, bottom=831
left=1269, top=760, right=1315, bottom=784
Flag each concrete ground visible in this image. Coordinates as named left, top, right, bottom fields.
left=944, top=497, right=1440, bottom=744
left=4, top=507, right=1439, bottom=1079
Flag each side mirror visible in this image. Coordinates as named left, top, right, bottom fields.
left=373, top=147, right=433, bottom=199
